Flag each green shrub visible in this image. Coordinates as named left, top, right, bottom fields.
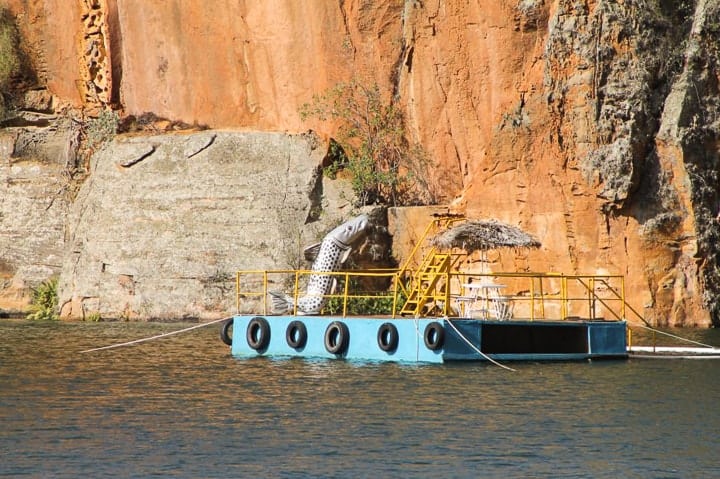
left=300, top=79, right=436, bottom=206
left=323, top=275, right=406, bottom=315
left=0, top=9, right=20, bottom=88
left=0, top=8, right=21, bottom=119
left=26, top=277, right=59, bottom=321
left=324, top=293, right=399, bottom=316
left=85, top=109, right=119, bottom=150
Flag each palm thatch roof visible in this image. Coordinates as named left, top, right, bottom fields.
left=431, top=219, right=541, bottom=253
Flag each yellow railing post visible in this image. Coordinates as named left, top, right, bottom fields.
left=561, top=275, right=567, bottom=319
left=621, top=276, right=626, bottom=319
left=530, top=276, right=535, bottom=321
left=444, top=268, right=451, bottom=316
left=343, top=272, right=350, bottom=317
left=391, top=274, right=399, bottom=319
left=236, top=271, right=241, bottom=314
left=293, top=271, right=300, bottom=315
left=262, top=271, right=268, bottom=315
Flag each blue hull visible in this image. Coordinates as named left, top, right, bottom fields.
left=227, top=316, right=628, bottom=363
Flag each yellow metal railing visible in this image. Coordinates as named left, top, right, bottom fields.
left=235, top=268, right=632, bottom=322
left=236, top=269, right=401, bottom=317
left=448, top=272, right=628, bottom=321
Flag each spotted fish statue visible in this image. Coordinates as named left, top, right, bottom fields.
left=270, top=214, right=370, bottom=315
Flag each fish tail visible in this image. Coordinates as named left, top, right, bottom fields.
left=269, top=290, right=292, bottom=314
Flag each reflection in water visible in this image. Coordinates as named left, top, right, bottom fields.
left=1, top=320, right=719, bottom=478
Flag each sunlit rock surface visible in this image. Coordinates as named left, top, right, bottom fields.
left=1, top=0, right=718, bottom=325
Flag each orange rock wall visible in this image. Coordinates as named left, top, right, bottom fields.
left=4, top=0, right=82, bottom=104
left=5, top=0, right=719, bottom=326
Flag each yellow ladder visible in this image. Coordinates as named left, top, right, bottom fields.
left=399, top=251, right=454, bottom=316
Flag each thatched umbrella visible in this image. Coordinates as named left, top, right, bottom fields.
left=431, top=219, right=541, bottom=253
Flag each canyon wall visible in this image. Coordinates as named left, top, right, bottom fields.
left=1, top=0, right=719, bottom=326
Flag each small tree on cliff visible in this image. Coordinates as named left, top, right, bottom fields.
left=300, top=79, right=436, bottom=206
left=0, top=8, right=22, bottom=119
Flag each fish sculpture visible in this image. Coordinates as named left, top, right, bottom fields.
left=270, top=214, right=370, bottom=315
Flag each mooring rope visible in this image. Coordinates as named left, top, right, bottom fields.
left=80, top=316, right=232, bottom=353
left=635, top=323, right=717, bottom=349
left=444, top=317, right=516, bottom=372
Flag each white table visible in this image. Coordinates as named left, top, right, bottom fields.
left=457, top=282, right=510, bottom=319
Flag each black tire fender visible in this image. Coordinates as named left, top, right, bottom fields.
left=286, top=320, right=307, bottom=349
left=246, top=316, right=271, bottom=351
left=423, top=322, right=444, bottom=351
left=324, top=321, right=349, bottom=355
left=377, top=322, right=399, bottom=353
left=220, top=318, right=233, bottom=346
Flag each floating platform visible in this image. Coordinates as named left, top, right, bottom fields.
left=222, top=215, right=636, bottom=364
left=628, top=345, right=720, bottom=359
left=223, top=315, right=628, bottom=363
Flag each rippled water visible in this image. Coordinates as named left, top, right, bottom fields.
left=1, top=320, right=719, bottom=478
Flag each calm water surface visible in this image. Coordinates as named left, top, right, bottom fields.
left=1, top=320, right=719, bottom=478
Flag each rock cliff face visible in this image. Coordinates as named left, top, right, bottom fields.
left=0, top=147, right=68, bottom=312
left=1, top=0, right=719, bottom=326
left=58, top=130, right=366, bottom=320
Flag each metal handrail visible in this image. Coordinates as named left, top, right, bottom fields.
left=235, top=269, right=635, bottom=322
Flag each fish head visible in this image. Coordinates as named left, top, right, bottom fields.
left=329, top=214, right=370, bottom=246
